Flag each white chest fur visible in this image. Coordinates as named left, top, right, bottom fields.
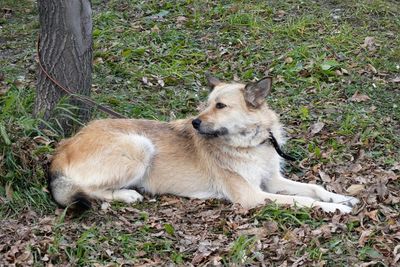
left=220, top=145, right=281, bottom=188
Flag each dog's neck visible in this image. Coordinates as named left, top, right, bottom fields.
left=170, top=119, right=295, bottom=161
left=260, top=131, right=296, bottom=161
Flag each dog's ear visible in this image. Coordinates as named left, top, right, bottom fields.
left=205, top=72, right=221, bottom=90
left=243, top=77, right=272, bottom=108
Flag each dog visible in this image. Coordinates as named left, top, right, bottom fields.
left=49, top=74, right=359, bottom=213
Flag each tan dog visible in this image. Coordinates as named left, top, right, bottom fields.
left=49, top=75, right=359, bottom=213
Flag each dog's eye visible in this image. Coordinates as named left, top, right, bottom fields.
left=215, top=102, right=227, bottom=109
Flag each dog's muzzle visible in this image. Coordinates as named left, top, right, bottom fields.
left=192, top=119, right=228, bottom=138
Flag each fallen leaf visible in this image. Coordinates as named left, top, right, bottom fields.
left=15, top=250, right=32, bottom=264
left=276, top=10, right=286, bottom=17
left=237, top=227, right=268, bottom=239
left=309, top=122, right=325, bottom=135
left=319, top=170, right=331, bottom=182
left=157, top=79, right=165, bottom=87
left=0, top=85, right=10, bottom=95
left=292, top=254, right=308, bottom=267
left=273, top=10, right=286, bottom=21
left=376, top=181, right=388, bottom=199
left=151, top=25, right=160, bottom=33
left=5, top=182, right=13, bottom=199
left=349, top=163, right=362, bottom=173
left=33, top=136, right=53, bottom=146
left=284, top=57, right=293, bottom=64
left=390, top=76, right=400, bottom=83
left=149, top=10, right=169, bottom=20
left=263, top=220, right=279, bottom=234
left=346, top=184, right=365, bottom=195
left=93, top=57, right=104, bottom=65
left=361, top=37, right=377, bottom=51
left=2, top=8, right=13, bottom=14
left=298, top=69, right=311, bottom=77
left=393, top=245, right=400, bottom=264
left=366, top=64, right=377, bottom=74
left=320, top=60, right=339, bottom=71
left=176, top=16, right=187, bottom=23
left=390, top=162, right=400, bottom=171
left=275, top=75, right=285, bottom=83
left=359, top=261, right=379, bottom=267
left=101, top=202, right=111, bottom=210
left=105, top=249, right=113, bottom=256
left=350, top=91, right=370, bottom=102
left=365, top=210, right=379, bottom=221
left=335, top=69, right=342, bottom=76
left=359, top=229, right=372, bottom=246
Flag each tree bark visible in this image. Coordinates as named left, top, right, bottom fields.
left=34, top=0, right=92, bottom=134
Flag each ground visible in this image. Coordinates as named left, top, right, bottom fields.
left=0, top=0, right=399, bottom=266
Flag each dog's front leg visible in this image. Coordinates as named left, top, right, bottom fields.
left=220, top=173, right=354, bottom=213
left=264, top=172, right=359, bottom=207
left=220, top=172, right=273, bottom=209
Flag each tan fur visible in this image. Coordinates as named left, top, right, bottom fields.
left=49, top=77, right=359, bottom=213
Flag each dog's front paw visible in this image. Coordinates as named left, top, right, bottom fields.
left=343, top=195, right=359, bottom=207
left=331, top=194, right=359, bottom=207
left=319, top=191, right=359, bottom=207
left=315, top=202, right=353, bottom=214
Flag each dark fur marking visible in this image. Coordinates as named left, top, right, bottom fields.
left=252, top=125, right=260, bottom=139
left=48, top=169, right=91, bottom=214
left=198, top=127, right=229, bottom=138
left=47, top=169, right=61, bottom=206
left=70, top=192, right=92, bottom=213
left=218, top=127, right=229, bottom=136
left=260, top=180, right=269, bottom=192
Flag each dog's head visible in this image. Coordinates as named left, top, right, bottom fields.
left=192, top=74, right=281, bottom=148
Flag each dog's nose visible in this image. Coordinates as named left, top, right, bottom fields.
left=192, top=118, right=202, bottom=129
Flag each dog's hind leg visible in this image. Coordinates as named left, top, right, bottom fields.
left=53, top=134, right=156, bottom=206
left=264, top=172, right=359, bottom=207
left=83, top=134, right=156, bottom=204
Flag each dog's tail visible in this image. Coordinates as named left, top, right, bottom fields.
left=47, top=169, right=91, bottom=213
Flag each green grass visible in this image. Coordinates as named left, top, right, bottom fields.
left=0, top=0, right=399, bottom=265
left=226, top=235, right=258, bottom=265
left=255, top=204, right=321, bottom=228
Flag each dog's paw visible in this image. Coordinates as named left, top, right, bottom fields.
left=343, top=196, right=359, bottom=207
left=315, top=202, right=353, bottom=214
left=331, top=194, right=359, bottom=207
left=319, top=191, right=359, bottom=207
left=113, top=189, right=143, bottom=203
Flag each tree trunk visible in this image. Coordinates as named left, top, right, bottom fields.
left=34, top=0, right=92, bottom=135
